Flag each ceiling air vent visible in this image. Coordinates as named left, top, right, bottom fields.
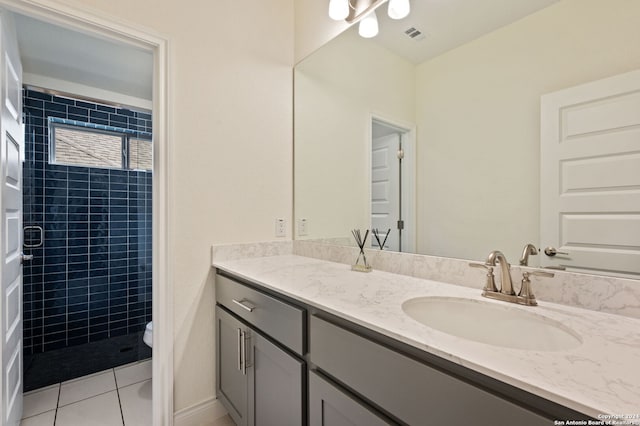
left=404, top=27, right=426, bottom=41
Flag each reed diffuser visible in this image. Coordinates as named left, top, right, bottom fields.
left=372, top=228, right=391, bottom=250
left=351, top=229, right=372, bottom=272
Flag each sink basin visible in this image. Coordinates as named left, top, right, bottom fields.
left=402, top=297, right=582, bottom=351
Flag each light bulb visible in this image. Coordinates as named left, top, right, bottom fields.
left=328, top=0, right=349, bottom=20
left=358, top=10, right=379, bottom=38
left=388, top=0, right=410, bottom=19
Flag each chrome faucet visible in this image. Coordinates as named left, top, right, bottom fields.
left=485, top=250, right=515, bottom=295
left=519, top=243, right=538, bottom=266
left=468, top=250, right=555, bottom=306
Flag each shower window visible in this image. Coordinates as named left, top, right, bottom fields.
left=49, top=118, right=152, bottom=171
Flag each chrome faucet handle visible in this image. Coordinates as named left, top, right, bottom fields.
left=518, top=270, right=554, bottom=306
left=519, top=243, right=538, bottom=266
left=468, top=262, right=498, bottom=293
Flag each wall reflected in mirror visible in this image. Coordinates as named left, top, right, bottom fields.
left=294, top=0, right=640, bottom=278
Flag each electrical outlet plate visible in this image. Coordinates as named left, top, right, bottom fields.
left=275, top=218, right=286, bottom=237
left=298, top=218, right=308, bottom=236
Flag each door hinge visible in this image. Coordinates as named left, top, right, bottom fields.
left=397, top=220, right=404, bottom=230
left=397, top=149, right=404, bottom=160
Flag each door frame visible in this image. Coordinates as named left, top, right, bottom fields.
left=0, top=1, right=173, bottom=424
left=368, top=113, right=416, bottom=253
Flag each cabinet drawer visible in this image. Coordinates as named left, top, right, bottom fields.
left=310, top=315, right=549, bottom=426
left=216, top=273, right=305, bottom=355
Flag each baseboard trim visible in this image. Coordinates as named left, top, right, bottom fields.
left=174, top=397, right=228, bottom=426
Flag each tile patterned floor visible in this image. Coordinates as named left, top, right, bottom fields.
left=20, top=359, right=152, bottom=426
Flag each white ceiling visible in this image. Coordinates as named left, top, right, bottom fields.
left=13, top=2, right=559, bottom=102
left=371, top=0, right=560, bottom=64
left=14, top=13, right=153, bottom=101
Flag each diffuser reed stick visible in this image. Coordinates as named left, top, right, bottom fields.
left=372, top=228, right=391, bottom=250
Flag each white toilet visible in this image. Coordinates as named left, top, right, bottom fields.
left=143, top=321, right=153, bottom=347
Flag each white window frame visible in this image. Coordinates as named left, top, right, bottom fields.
left=49, top=120, right=152, bottom=171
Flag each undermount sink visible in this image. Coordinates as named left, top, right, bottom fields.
left=402, top=297, right=582, bottom=351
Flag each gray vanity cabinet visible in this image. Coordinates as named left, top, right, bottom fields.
left=309, top=371, right=391, bottom=426
left=215, top=271, right=589, bottom=426
left=215, top=274, right=306, bottom=426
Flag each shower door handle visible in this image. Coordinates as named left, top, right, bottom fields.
left=21, top=253, right=34, bottom=264
left=23, top=225, right=44, bottom=248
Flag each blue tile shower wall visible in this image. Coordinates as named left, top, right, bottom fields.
left=22, top=88, right=153, bottom=354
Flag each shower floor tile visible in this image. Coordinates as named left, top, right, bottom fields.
left=24, top=332, right=151, bottom=392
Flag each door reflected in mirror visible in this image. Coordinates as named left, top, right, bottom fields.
left=370, top=118, right=414, bottom=253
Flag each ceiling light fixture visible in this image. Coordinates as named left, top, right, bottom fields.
left=358, top=10, right=379, bottom=38
left=328, top=0, right=410, bottom=38
left=328, top=0, right=350, bottom=21
left=387, top=0, right=410, bottom=20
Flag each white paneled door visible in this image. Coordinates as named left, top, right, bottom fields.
left=540, top=69, right=640, bottom=277
left=0, top=12, right=23, bottom=426
left=371, top=133, right=401, bottom=252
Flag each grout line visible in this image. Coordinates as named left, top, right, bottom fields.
left=113, top=368, right=126, bottom=425
left=54, top=382, right=61, bottom=425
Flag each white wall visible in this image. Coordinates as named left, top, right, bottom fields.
left=415, top=0, right=640, bottom=262
left=294, top=0, right=350, bottom=63
left=47, top=0, right=294, bottom=412
left=295, top=28, right=415, bottom=240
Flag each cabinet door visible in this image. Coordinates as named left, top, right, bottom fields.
left=216, top=306, right=249, bottom=426
left=248, top=332, right=304, bottom=426
left=309, top=371, right=391, bottom=426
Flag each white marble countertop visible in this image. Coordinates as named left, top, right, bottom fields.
left=213, top=254, right=640, bottom=421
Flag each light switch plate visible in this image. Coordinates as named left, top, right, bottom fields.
left=297, top=218, right=308, bottom=236
left=275, top=218, right=286, bottom=237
